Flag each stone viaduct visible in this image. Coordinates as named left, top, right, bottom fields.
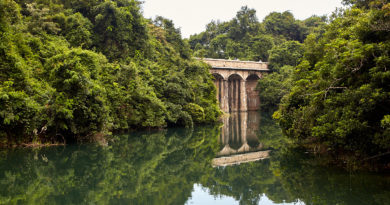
left=202, top=58, right=269, bottom=113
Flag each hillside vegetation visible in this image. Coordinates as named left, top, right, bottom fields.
left=0, top=0, right=221, bottom=145
left=192, top=0, right=390, bottom=165
left=275, top=0, right=390, bottom=162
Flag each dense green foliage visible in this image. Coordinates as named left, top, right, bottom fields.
left=189, top=7, right=324, bottom=113
left=257, top=66, right=294, bottom=112
left=275, top=0, right=390, bottom=159
left=257, top=40, right=305, bottom=112
left=0, top=0, right=221, bottom=145
left=190, top=1, right=390, bottom=164
left=189, top=6, right=326, bottom=62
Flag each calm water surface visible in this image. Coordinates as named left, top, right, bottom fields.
left=1, top=112, right=389, bottom=205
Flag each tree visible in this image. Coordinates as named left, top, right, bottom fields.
left=268, top=41, right=304, bottom=71
left=0, top=0, right=221, bottom=145
left=153, top=16, right=192, bottom=59
left=53, top=12, right=93, bottom=48
left=92, top=0, right=148, bottom=60
left=275, top=5, right=390, bottom=160
left=189, top=7, right=313, bottom=62
left=248, top=35, right=274, bottom=61
left=228, top=6, right=259, bottom=41
left=45, top=49, right=109, bottom=140
left=263, top=11, right=306, bottom=42
left=257, top=66, right=294, bottom=112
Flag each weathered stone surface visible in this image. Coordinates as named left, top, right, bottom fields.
left=203, top=58, right=268, bottom=71
left=203, top=58, right=269, bottom=112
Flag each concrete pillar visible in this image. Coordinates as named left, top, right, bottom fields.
left=231, top=80, right=237, bottom=112
left=240, top=79, right=247, bottom=112
left=224, top=115, right=229, bottom=144
left=229, top=80, right=233, bottom=112
left=228, top=112, right=233, bottom=145
left=228, top=80, right=231, bottom=112
left=234, top=80, right=236, bottom=112
left=232, top=80, right=236, bottom=112
left=221, top=115, right=229, bottom=145
left=223, top=80, right=229, bottom=112
left=236, top=80, right=240, bottom=112
left=239, top=111, right=249, bottom=152
left=229, top=112, right=240, bottom=149
left=234, top=111, right=241, bottom=144
left=240, top=111, right=248, bottom=144
left=219, top=79, right=222, bottom=103
left=218, top=79, right=222, bottom=110
left=237, top=80, right=241, bottom=112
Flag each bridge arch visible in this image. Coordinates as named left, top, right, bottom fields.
left=202, top=58, right=269, bottom=112
left=246, top=74, right=260, bottom=81
left=212, top=73, right=225, bottom=80
left=217, top=112, right=264, bottom=158
left=228, top=73, right=244, bottom=81
left=210, top=70, right=227, bottom=80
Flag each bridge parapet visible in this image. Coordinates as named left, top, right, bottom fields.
left=202, top=58, right=269, bottom=71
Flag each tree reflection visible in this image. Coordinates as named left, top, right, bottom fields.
left=201, top=147, right=390, bottom=205
left=0, top=126, right=220, bottom=205
left=0, top=113, right=389, bottom=205
left=274, top=148, right=390, bottom=205
left=203, top=112, right=390, bottom=205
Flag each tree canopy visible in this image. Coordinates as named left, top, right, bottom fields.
left=274, top=0, right=390, bottom=160
left=189, top=6, right=326, bottom=62
left=0, top=0, right=221, bottom=145
left=189, top=2, right=390, bottom=165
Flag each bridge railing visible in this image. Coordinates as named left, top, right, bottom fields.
left=200, top=58, right=269, bottom=71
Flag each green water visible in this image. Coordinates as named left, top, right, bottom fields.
left=0, top=112, right=389, bottom=205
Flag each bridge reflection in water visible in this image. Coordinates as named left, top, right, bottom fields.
left=212, top=111, right=270, bottom=167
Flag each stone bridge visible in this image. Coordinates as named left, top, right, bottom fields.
left=202, top=58, right=269, bottom=112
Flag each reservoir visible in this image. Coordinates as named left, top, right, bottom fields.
left=1, top=112, right=389, bottom=204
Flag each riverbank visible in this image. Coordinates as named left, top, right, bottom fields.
left=0, top=132, right=106, bottom=148
left=294, top=143, right=390, bottom=172
left=0, top=143, right=65, bottom=149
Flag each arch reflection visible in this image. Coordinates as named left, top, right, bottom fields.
left=213, top=111, right=270, bottom=167
left=218, top=111, right=263, bottom=156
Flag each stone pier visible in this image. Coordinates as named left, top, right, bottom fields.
left=203, top=58, right=269, bottom=112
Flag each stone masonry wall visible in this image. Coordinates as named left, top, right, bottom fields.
left=203, top=58, right=268, bottom=70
